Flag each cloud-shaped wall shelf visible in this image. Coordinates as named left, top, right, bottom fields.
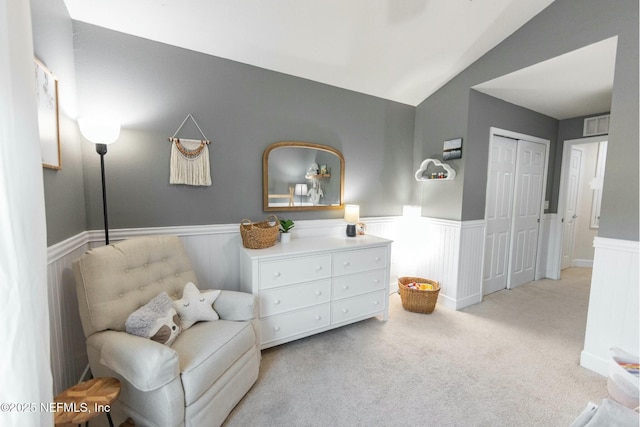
left=415, top=158, right=456, bottom=181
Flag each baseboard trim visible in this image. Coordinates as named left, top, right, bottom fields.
left=439, top=292, right=482, bottom=311
left=572, top=259, right=594, bottom=268
left=580, top=350, right=608, bottom=377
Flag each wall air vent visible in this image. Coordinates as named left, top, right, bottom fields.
left=583, top=114, right=610, bottom=136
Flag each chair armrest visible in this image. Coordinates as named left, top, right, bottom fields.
left=89, top=331, right=179, bottom=392
left=213, top=291, right=257, bottom=321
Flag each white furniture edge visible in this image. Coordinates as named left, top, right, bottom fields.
left=239, top=235, right=392, bottom=349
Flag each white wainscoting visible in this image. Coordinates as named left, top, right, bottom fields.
left=536, top=214, right=556, bottom=280
left=47, top=218, right=401, bottom=393
left=411, top=218, right=485, bottom=310
left=47, top=233, right=91, bottom=395
left=544, top=214, right=563, bottom=280
left=46, top=215, right=485, bottom=393
left=456, top=221, right=486, bottom=309
left=580, top=237, right=639, bottom=376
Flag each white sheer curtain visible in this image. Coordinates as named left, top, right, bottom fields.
left=0, top=0, right=53, bottom=425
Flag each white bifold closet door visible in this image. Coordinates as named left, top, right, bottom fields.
left=484, top=136, right=517, bottom=295
left=483, top=136, right=546, bottom=295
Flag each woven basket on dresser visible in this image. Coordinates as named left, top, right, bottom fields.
left=398, top=276, right=440, bottom=314
left=240, top=215, right=279, bottom=249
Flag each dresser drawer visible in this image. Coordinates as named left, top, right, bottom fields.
left=331, top=290, right=386, bottom=325
left=260, top=279, right=331, bottom=317
left=259, top=255, right=331, bottom=290
left=260, top=303, right=331, bottom=345
left=332, top=247, right=387, bottom=277
left=332, top=269, right=386, bottom=300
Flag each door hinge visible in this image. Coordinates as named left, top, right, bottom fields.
left=561, top=218, right=564, bottom=223
left=537, top=218, right=540, bottom=223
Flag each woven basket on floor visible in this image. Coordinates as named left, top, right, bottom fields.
left=240, top=215, right=279, bottom=249
left=398, top=276, right=440, bottom=314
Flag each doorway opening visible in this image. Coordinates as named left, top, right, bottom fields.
left=555, top=135, right=608, bottom=275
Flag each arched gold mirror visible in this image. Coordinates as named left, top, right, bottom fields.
left=263, top=142, right=345, bottom=211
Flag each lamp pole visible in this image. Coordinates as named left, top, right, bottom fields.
left=78, top=117, right=120, bottom=246
left=96, top=143, right=109, bottom=245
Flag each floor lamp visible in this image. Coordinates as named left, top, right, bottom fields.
left=78, top=118, right=120, bottom=245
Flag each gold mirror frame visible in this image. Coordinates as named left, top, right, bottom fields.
left=263, top=141, right=345, bottom=211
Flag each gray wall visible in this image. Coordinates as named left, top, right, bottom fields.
left=38, top=0, right=638, bottom=244
left=72, top=22, right=415, bottom=234
left=415, top=0, right=638, bottom=240
left=463, top=90, right=559, bottom=220
left=31, top=0, right=86, bottom=245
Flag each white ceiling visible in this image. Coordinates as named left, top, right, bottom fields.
left=474, top=37, right=617, bottom=120
left=63, top=0, right=614, bottom=118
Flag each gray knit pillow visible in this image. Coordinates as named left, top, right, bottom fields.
left=125, top=292, right=182, bottom=346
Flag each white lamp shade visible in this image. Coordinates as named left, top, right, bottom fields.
left=78, top=117, right=121, bottom=145
left=294, top=183, right=308, bottom=196
left=344, top=204, right=360, bottom=224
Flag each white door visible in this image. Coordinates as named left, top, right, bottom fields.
left=509, top=140, right=546, bottom=288
left=561, top=148, right=582, bottom=269
left=483, top=136, right=517, bottom=295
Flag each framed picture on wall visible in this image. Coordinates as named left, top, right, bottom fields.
left=443, top=138, right=462, bottom=161
left=34, top=58, right=61, bottom=170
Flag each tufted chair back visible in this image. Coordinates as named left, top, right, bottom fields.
left=74, top=236, right=199, bottom=338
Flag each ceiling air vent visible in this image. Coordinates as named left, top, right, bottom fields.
left=583, top=114, right=610, bottom=136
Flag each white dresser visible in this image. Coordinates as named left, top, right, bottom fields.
left=239, top=235, right=392, bottom=349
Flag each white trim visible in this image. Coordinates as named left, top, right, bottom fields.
left=544, top=214, right=562, bottom=279
left=594, top=236, right=639, bottom=253
left=461, top=219, right=486, bottom=228
left=454, top=292, right=483, bottom=310
left=572, top=259, right=594, bottom=268
left=489, top=127, right=550, bottom=145
left=49, top=217, right=402, bottom=253
left=84, top=216, right=403, bottom=243
left=47, top=231, right=90, bottom=263
left=579, top=351, right=608, bottom=377
left=108, top=223, right=239, bottom=240
left=418, top=216, right=485, bottom=229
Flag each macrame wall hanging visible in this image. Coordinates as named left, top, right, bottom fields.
left=168, top=114, right=212, bottom=186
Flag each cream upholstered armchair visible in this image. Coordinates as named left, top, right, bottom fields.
left=73, top=236, right=260, bottom=427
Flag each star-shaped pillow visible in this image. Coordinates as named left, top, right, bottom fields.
left=173, top=282, right=221, bottom=330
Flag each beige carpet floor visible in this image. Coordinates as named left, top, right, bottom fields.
left=224, top=268, right=608, bottom=427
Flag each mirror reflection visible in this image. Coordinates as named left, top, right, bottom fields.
left=263, top=142, right=344, bottom=211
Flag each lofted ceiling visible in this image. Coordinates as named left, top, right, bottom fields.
left=474, top=37, right=617, bottom=120
left=63, top=0, right=614, bottom=118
